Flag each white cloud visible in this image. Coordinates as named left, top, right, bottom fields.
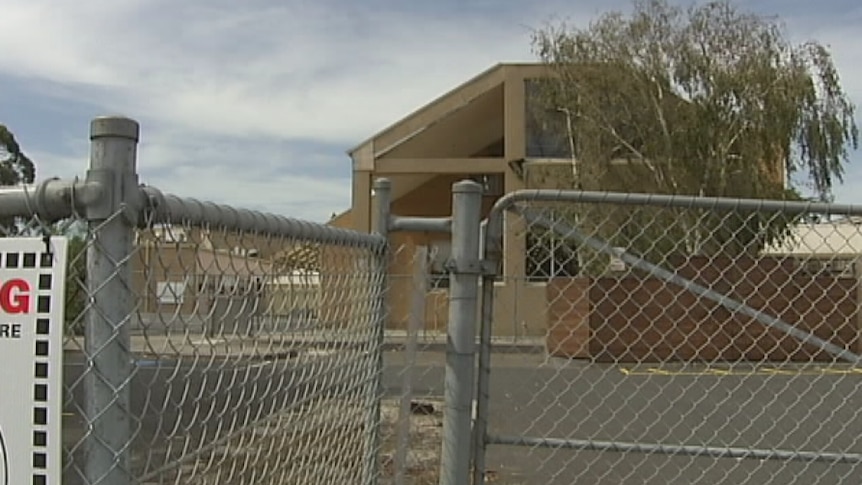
left=28, top=129, right=351, bottom=223
left=3, top=0, right=862, bottom=219
left=0, top=1, right=538, bottom=144
left=21, top=114, right=355, bottom=222
left=133, top=128, right=352, bottom=214
left=0, top=0, right=549, bottom=222
left=4, top=0, right=860, bottom=144
left=155, top=163, right=350, bottom=223
left=0, top=0, right=551, bottom=221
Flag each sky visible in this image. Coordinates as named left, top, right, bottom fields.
left=1, top=0, right=860, bottom=223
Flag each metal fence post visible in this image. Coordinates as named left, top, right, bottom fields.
left=364, top=177, right=391, bottom=485
left=84, top=116, right=141, bottom=485
left=472, top=214, right=503, bottom=484
left=439, top=180, right=482, bottom=485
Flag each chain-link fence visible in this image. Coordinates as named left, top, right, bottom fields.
left=72, top=220, right=384, bottom=485
left=15, top=118, right=862, bottom=485
left=472, top=192, right=862, bottom=484
left=376, top=244, right=446, bottom=485
left=0, top=117, right=391, bottom=485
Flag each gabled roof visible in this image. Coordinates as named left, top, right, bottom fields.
left=348, top=62, right=550, bottom=160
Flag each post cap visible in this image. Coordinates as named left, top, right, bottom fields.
left=90, top=116, right=140, bottom=141
left=452, top=179, right=483, bottom=194
left=373, top=178, right=392, bottom=190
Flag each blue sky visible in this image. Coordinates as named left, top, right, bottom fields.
left=1, top=0, right=860, bottom=222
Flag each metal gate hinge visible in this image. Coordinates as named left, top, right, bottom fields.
left=444, top=258, right=499, bottom=276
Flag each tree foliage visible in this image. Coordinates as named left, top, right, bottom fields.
left=527, top=0, right=859, bottom=264
left=0, top=124, right=36, bottom=235
left=65, top=234, right=88, bottom=335
left=0, top=124, right=35, bottom=186
left=1, top=124, right=89, bottom=332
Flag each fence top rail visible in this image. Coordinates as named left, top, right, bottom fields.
left=482, top=188, right=862, bottom=258
left=490, top=189, right=862, bottom=217
left=141, top=186, right=385, bottom=249
left=0, top=179, right=102, bottom=223
left=0, top=179, right=384, bottom=249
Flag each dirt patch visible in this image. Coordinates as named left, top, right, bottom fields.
left=379, top=397, right=444, bottom=485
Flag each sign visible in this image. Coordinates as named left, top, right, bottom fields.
left=0, top=237, right=67, bottom=485
left=609, top=247, right=627, bottom=272
left=156, top=280, right=186, bottom=304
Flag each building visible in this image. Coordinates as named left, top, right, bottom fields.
left=327, top=62, right=861, bottom=363
left=329, top=63, right=576, bottom=338
left=763, top=216, right=862, bottom=272
left=131, top=224, right=322, bottom=336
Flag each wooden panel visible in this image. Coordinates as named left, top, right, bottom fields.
left=587, top=257, right=859, bottom=363
left=375, top=157, right=507, bottom=175
left=503, top=67, right=526, bottom=162
left=351, top=171, right=372, bottom=233
left=546, top=278, right=590, bottom=358
left=381, top=85, right=504, bottom=159
left=370, top=65, right=506, bottom=156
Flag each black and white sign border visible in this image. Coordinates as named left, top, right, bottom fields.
left=1, top=248, right=60, bottom=485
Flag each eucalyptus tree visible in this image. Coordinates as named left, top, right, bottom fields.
left=0, top=124, right=34, bottom=187
left=527, top=0, right=858, bottom=269
left=0, top=124, right=36, bottom=235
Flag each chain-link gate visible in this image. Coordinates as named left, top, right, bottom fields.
left=473, top=190, right=862, bottom=484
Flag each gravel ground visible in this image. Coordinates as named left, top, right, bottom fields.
left=378, top=397, right=444, bottom=485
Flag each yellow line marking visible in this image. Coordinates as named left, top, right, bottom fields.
left=648, top=369, right=674, bottom=375
left=761, top=368, right=802, bottom=375
left=619, top=366, right=862, bottom=376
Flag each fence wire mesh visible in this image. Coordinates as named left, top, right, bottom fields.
left=52, top=208, right=386, bottom=485
left=378, top=243, right=449, bottom=485
left=479, top=199, right=862, bottom=485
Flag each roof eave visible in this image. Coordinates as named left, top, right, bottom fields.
left=346, top=62, right=514, bottom=157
